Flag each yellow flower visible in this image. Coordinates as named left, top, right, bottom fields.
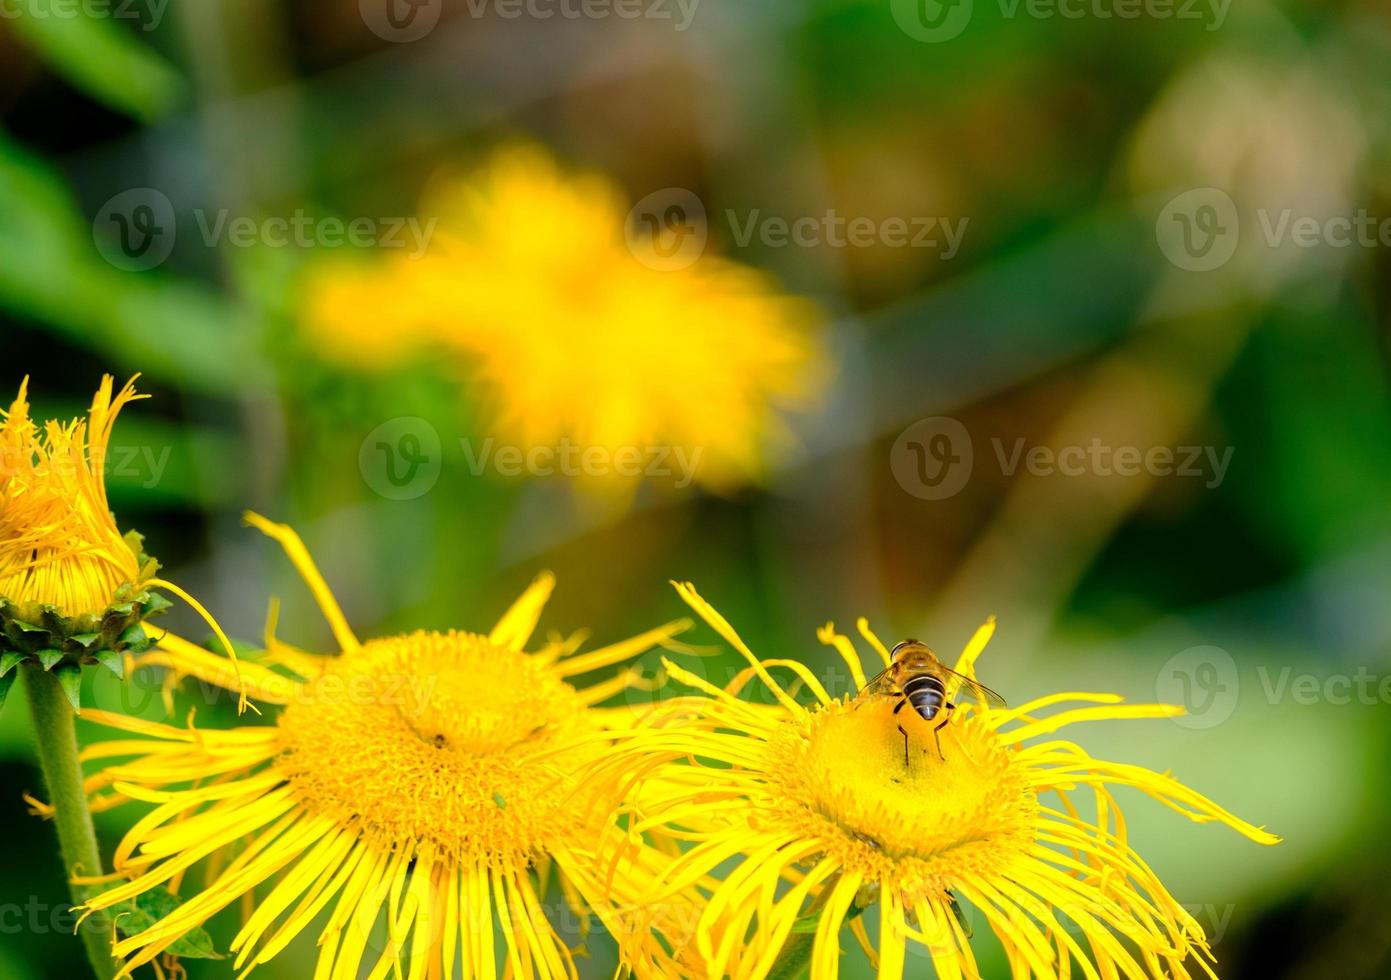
left=612, top=583, right=1279, bottom=980
left=79, top=513, right=691, bottom=978
left=0, top=376, right=147, bottom=618
left=0, top=376, right=240, bottom=711
left=303, top=145, right=829, bottom=495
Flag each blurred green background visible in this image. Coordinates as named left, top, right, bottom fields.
left=2, top=0, right=1390, bottom=977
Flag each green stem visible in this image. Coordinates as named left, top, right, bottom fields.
left=767, top=875, right=841, bottom=980
left=25, top=668, right=117, bottom=980
left=768, top=925, right=818, bottom=980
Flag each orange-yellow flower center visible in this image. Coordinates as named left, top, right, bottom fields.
left=275, top=631, right=607, bottom=867
left=763, top=698, right=1037, bottom=895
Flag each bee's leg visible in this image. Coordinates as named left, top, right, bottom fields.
left=931, top=709, right=950, bottom=761
left=893, top=697, right=910, bottom=765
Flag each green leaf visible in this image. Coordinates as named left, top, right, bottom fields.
left=110, top=889, right=222, bottom=959
left=0, top=651, right=23, bottom=678
left=54, top=665, right=81, bottom=712
left=118, top=625, right=148, bottom=650
left=94, top=650, right=125, bottom=679
left=142, top=592, right=174, bottom=616
left=0, top=671, right=15, bottom=713
left=37, top=649, right=65, bottom=670
left=0, top=133, right=270, bottom=397
left=4, top=0, right=183, bottom=121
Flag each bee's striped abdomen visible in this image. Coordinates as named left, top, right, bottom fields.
left=902, top=673, right=946, bottom=722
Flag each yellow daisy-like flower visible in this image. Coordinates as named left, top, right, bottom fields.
left=612, top=583, right=1279, bottom=980
left=0, top=376, right=147, bottom=619
left=303, top=145, right=829, bottom=495
left=78, top=513, right=691, bottom=979
left=0, top=376, right=239, bottom=710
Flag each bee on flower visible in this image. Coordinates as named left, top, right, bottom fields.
left=602, top=582, right=1279, bottom=980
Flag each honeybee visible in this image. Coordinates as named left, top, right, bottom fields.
left=857, top=639, right=1006, bottom=763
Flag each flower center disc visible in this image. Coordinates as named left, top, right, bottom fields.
left=767, top=700, right=1037, bottom=882
left=276, top=631, right=600, bottom=865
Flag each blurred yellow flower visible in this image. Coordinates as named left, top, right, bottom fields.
left=304, top=145, right=829, bottom=495
left=79, top=513, right=692, bottom=978
left=613, top=584, right=1279, bottom=980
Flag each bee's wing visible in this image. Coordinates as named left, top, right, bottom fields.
left=855, top=663, right=900, bottom=700
left=939, top=663, right=1006, bottom=709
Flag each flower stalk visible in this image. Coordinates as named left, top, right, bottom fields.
left=24, top=668, right=116, bottom=980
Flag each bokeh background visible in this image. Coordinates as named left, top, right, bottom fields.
left=3, top=0, right=1390, bottom=977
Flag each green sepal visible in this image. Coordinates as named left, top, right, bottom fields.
left=0, top=651, right=23, bottom=677
left=0, top=670, right=15, bottom=713
left=0, top=566, right=171, bottom=665
left=94, top=649, right=125, bottom=679
left=37, top=649, right=66, bottom=670
left=54, top=664, right=82, bottom=712
left=110, top=889, right=222, bottom=960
